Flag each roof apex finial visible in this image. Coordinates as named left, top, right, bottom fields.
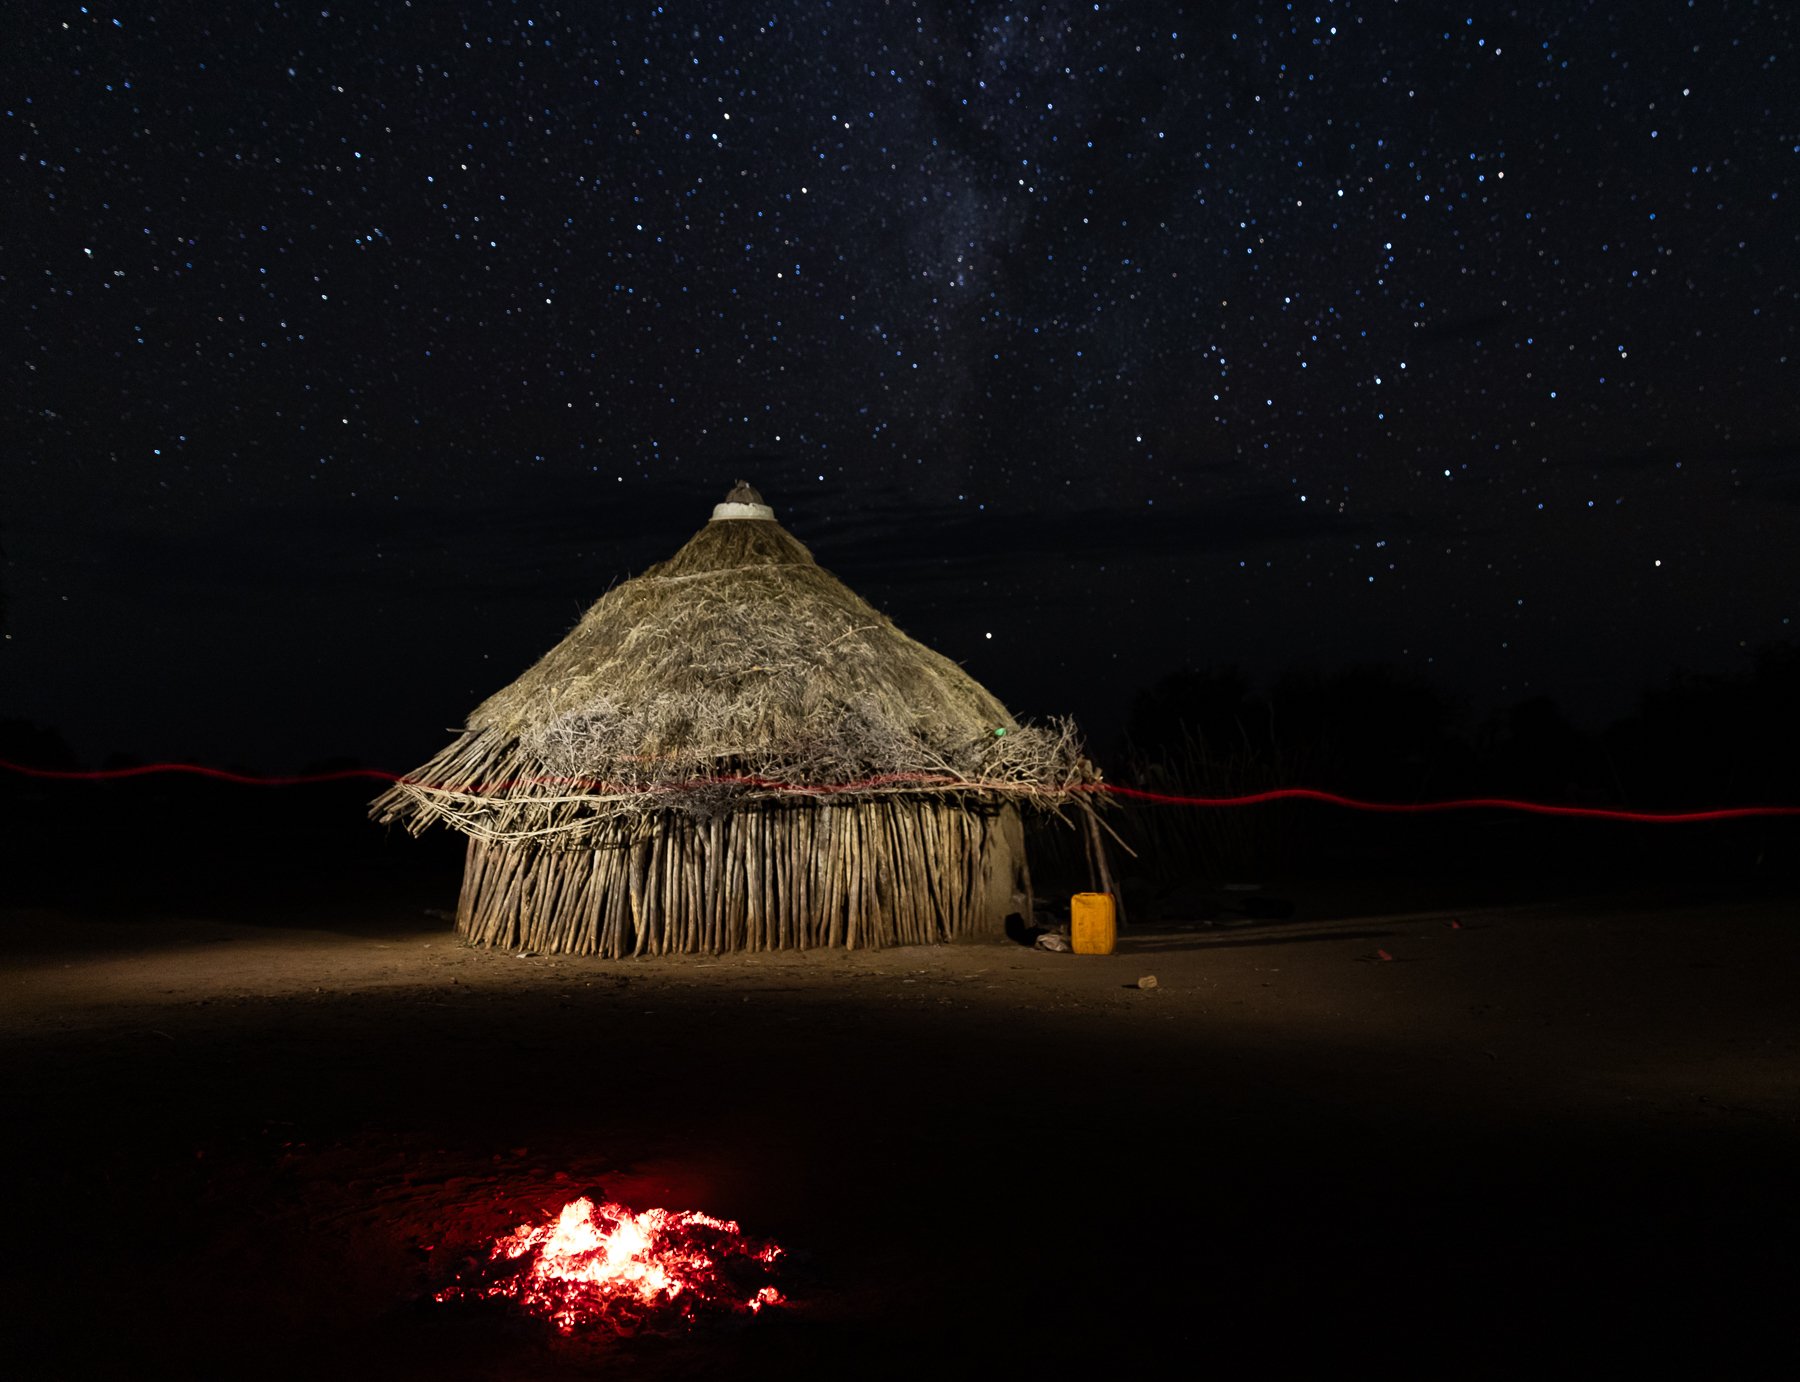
left=712, top=480, right=775, bottom=522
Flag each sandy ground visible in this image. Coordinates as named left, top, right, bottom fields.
left=2, top=879, right=1797, bottom=1378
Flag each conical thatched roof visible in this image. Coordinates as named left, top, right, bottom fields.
left=374, top=486, right=1096, bottom=845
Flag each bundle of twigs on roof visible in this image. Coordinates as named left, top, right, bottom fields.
left=373, top=483, right=1112, bottom=956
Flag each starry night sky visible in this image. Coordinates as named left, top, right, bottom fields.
left=6, top=1, right=1797, bottom=771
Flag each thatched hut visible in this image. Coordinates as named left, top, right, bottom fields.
left=372, top=483, right=1108, bottom=956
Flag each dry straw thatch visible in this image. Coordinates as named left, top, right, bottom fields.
left=373, top=483, right=1111, bottom=955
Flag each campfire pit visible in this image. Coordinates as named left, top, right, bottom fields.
left=437, top=1194, right=786, bottom=1334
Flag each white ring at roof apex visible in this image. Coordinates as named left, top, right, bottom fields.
left=711, top=501, right=776, bottom=521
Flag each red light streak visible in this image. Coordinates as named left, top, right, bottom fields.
left=2, top=758, right=1796, bottom=824
left=1097, top=783, right=1800, bottom=825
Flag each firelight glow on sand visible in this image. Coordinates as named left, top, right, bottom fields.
left=437, top=1195, right=785, bottom=1333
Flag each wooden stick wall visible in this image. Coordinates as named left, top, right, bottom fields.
left=454, top=799, right=1019, bottom=956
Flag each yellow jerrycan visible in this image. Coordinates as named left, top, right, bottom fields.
left=1070, top=892, right=1117, bottom=955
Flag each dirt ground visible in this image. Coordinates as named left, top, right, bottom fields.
left=3, top=860, right=1797, bottom=1378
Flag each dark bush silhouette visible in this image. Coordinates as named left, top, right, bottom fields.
left=1606, top=644, right=1800, bottom=809
left=1477, top=696, right=1615, bottom=803
left=0, top=719, right=77, bottom=773
left=1112, top=644, right=1799, bottom=887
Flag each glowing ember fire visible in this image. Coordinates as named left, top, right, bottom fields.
left=437, top=1195, right=786, bottom=1333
